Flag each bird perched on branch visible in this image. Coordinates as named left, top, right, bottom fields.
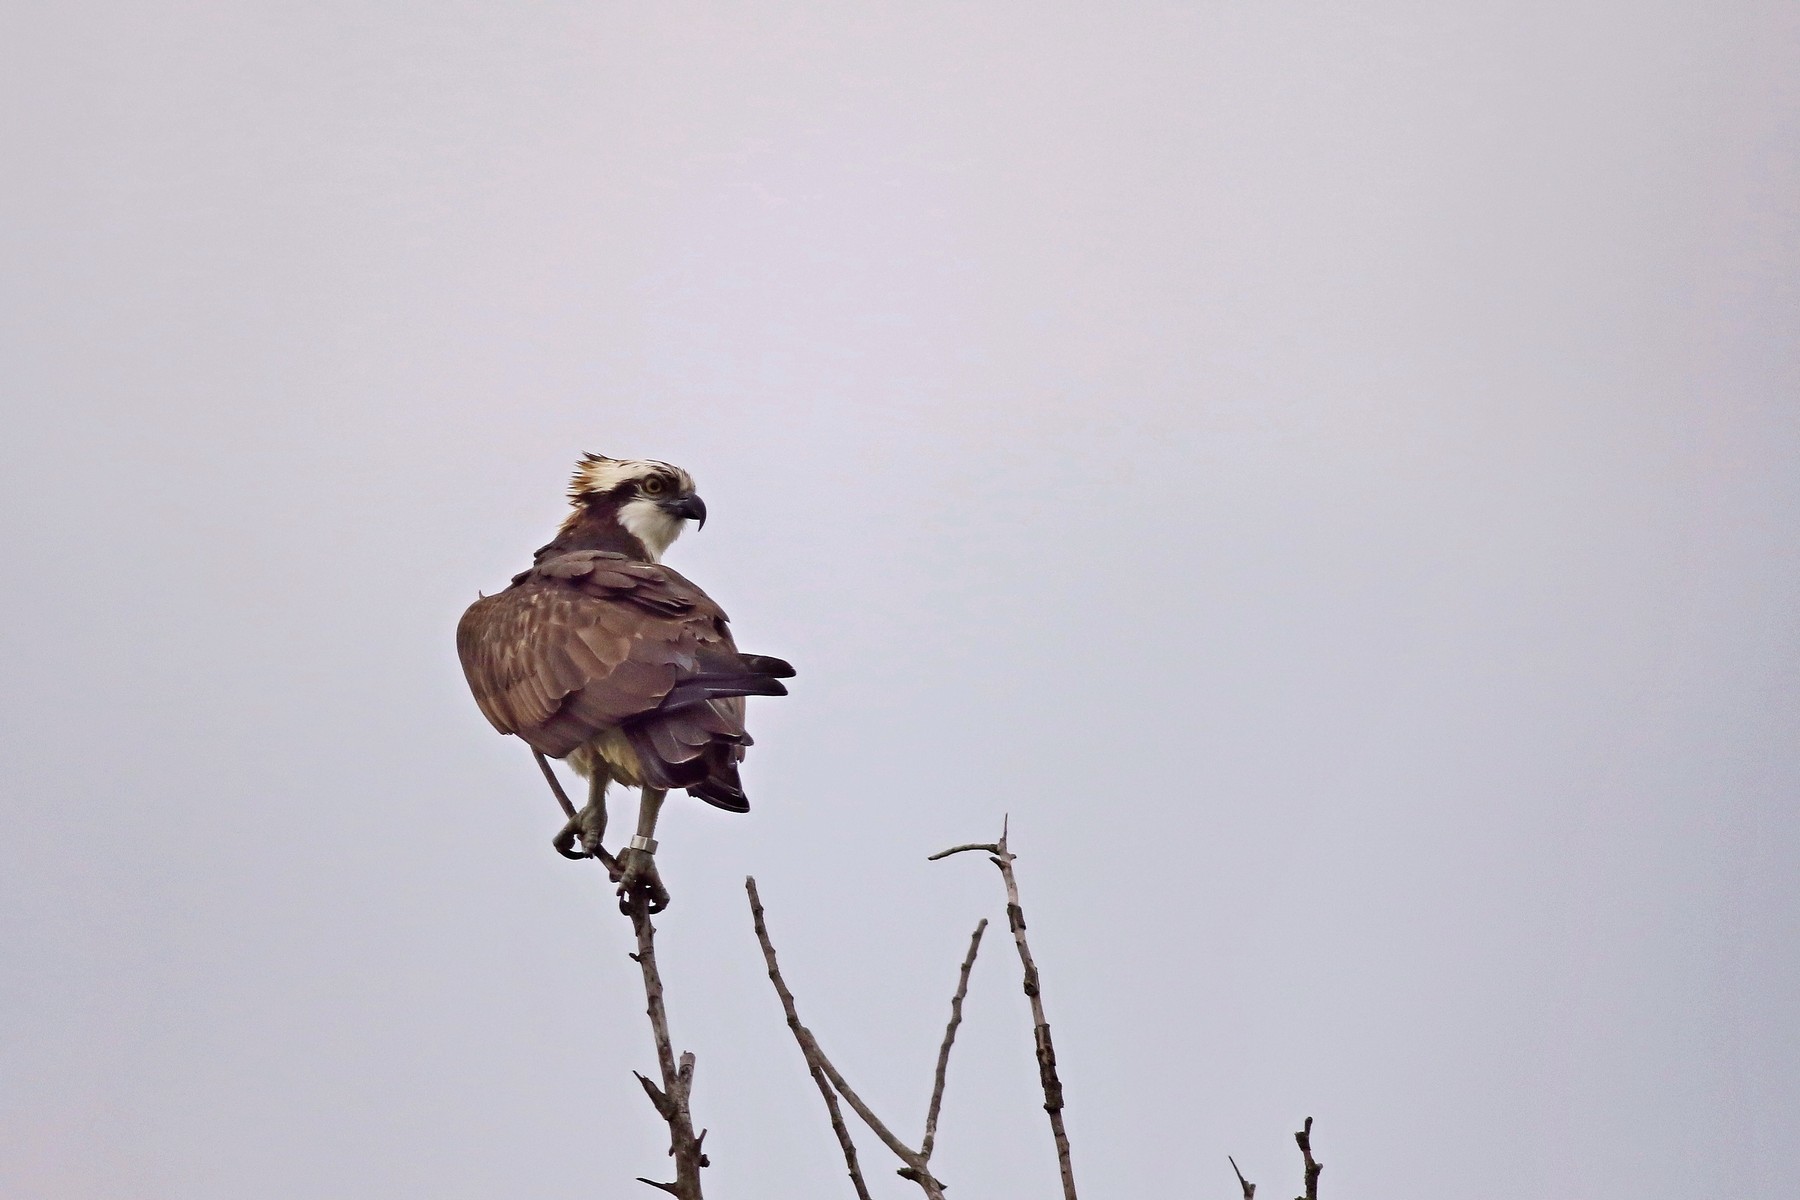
left=457, top=453, right=794, bottom=911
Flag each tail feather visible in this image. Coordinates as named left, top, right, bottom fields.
left=658, top=650, right=793, bottom=712
left=660, top=673, right=787, bottom=711
left=688, top=760, right=750, bottom=812
left=738, top=653, right=796, bottom=678
left=622, top=650, right=790, bottom=813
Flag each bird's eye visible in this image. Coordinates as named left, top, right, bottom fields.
left=642, top=476, right=668, bottom=496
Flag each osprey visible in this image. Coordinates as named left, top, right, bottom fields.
left=457, top=453, right=794, bottom=911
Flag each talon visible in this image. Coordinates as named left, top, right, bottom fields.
left=614, top=847, right=671, bottom=913
left=550, top=808, right=624, bottom=875
left=552, top=818, right=588, bottom=860
left=578, top=804, right=606, bottom=855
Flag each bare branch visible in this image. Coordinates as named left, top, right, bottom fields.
left=625, top=895, right=709, bottom=1198
left=1294, top=1117, right=1322, bottom=1200
left=921, top=918, right=987, bottom=1161
left=926, top=842, right=1000, bottom=861
left=531, top=754, right=704, bottom=1195
left=746, top=877, right=945, bottom=1199
left=742, top=878, right=876, bottom=1200
left=933, top=821, right=1079, bottom=1200
left=806, top=1045, right=945, bottom=1199
left=1229, top=1155, right=1256, bottom=1198
left=532, top=748, right=579, bottom=821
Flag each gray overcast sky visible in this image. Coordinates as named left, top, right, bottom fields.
left=4, top=3, right=1797, bottom=1197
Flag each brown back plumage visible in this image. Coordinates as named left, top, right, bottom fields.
left=456, top=549, right=792, bottom=811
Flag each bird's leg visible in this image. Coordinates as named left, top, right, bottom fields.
left=581, top=771, right=623, bottom=879
left=579, top=776, right=607, bottom=852
left=615, top=787, right=671, bottom=913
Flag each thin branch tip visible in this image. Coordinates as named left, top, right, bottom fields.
left=927, top=842, right=999, bottom=861
left=532, top=749, right=579, bottom=820
left=1229, top=1155, right=1256, bottom=1198
left=921, top=917, right=988, bottom=1161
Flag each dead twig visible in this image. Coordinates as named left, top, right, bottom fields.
left=927, top=842, right=1001, bottom=860
left=933, top=822, right=1076, bottom=1190
left=1229, top=1155, right=1256, bottom=1198
left=1228, top=1117, right=1321, bottom=1198
left=932, top=817, right=1079, bottom=1200
left=1294, top=1117, right=1322, bottom=1200
left=920, top=918, right=987, bottom=1161
left=746, top=877, right=948, bottom=1199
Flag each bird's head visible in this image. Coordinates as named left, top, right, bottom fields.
left=561, top=453, right=706, bottom=561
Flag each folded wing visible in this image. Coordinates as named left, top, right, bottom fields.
left=456, top=550, right=792, bottom=810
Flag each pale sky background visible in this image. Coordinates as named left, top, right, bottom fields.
left=4, top=4, right=1798, bottom=1198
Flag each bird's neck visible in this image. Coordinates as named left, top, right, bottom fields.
left=536, top=504, right=652, bottom=563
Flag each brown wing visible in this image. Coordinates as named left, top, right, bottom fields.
left=456, top=553, right=792, bottom=795
left=457, top=551, right=728, bottom=757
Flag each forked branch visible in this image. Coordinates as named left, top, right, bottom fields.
left=743, top=876, right=874, bottom=1200
left=1294, top=1116, right=1322, bottom=1200
left=1227, top=1117, right=1322, bottom=1200
left=746, top=877, right=960, bottom=1200
left=931, top=818, right=1079, bottom=1200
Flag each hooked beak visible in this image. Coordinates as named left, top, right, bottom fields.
left=662, top=493, right=707, bottom=529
